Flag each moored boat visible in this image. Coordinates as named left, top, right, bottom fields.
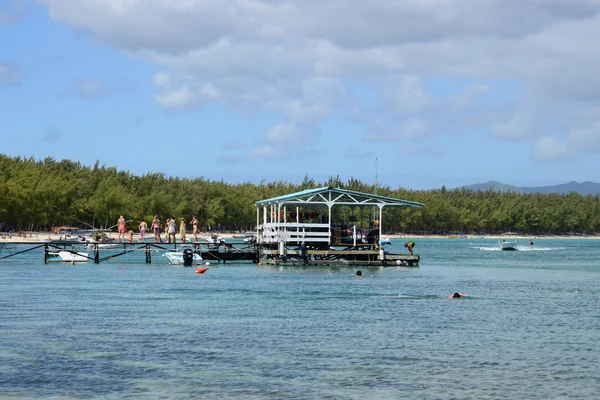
left=163, top=245, right=203, bottom=266
left=48, top=250, right=89, bottom=263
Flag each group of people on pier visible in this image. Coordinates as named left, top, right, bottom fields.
left=116, top=215, right=199, bottom=243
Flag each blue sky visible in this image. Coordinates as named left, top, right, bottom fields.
left=2, top=0, right=600, bottom=190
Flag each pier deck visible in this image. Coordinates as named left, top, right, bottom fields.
left=0, top=241, right=418, bottom=267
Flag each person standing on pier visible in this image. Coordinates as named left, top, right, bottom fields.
left=165, top=218, right=171, bottom=243
left=139, top=219, right=148, bottom=242
left=152, top=216, right=161, bottom=243
left=168, top=217, right=177, bottom=244
left=117, top=215, right=126, bottom=243
left=191, top=215, right=198, bottom=242
left=180, top=218, right=186, bottom=243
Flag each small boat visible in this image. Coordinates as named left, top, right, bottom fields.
left=380, top=237, right=392, bottom=245
left=163, top=245, right=203, bottom=266
left=499, top=239, right=517, bottom=251
left=85, top=232, right=121, bottom=249
left=243, top=234, right=257, bottom=244
left=49, top=250, right=89, bottom=263
left=205, top=234, right=226, bottom=245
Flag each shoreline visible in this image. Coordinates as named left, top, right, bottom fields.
left=2, top=231, right=600, bottom=243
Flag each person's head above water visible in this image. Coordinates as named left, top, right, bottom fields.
left=356, top=270, right=362, bottom=277
left=452, top=292, right=461, bottom=298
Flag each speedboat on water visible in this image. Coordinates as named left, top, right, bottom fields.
left=499, top=239, right=517, bottom=251
left=163, top=245, right=203, bottom=266
left=380, top=237, right=392, bottom=245
left=49, top=250, right=89, bottom=263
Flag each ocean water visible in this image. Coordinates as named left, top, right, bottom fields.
left=1, top=238, right=599, bottom=399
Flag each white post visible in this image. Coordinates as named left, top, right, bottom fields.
left=379, top=205, right=384, bottom=260
left=353, top=225, right=357, bottom=247
left=328, top=203, right=332, bottom=245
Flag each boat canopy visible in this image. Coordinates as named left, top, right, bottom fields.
left=255, top=186, right=423, bottom=208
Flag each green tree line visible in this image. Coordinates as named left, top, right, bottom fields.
left=1, top=155, right=600, bottom=235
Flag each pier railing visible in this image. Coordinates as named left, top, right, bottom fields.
left=259, top=222, right=331, bottom=245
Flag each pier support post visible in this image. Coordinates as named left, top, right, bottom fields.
left=94, top=245, right=100, bottom=264
left=44, top=244, right=49, bottom=264
left=145, top=245, right=152, bottom=264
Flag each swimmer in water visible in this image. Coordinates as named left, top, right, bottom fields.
left=355, top=270, right=362, bottom=278
left=449, top=292, right=469, bottom=299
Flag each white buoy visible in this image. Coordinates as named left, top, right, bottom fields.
left=205, top=261, right=210, bottom=266
left=396, top=260, right=402, bottom=265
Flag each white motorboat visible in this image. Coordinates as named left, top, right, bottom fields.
left=499, top=239, right=517, bottom=251
left=85, top=232, right=121, bottom=249
left=49, top=250, right=89, bottom=263
left=163, top=245, right=203, bottom=266
left=205, top=234, right=226, bottom=245
left=243, top=234, right=257, bottom=244
left=380, top=237, right=392, bottom=245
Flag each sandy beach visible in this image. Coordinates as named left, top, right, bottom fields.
left=2, top=231, right=600, bottom=243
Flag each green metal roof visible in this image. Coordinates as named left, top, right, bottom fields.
left=255, top=186, right=423, bottom=208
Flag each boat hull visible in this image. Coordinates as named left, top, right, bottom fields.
left=49, top=250, right=89, bottom=263
left=499, top=240, right=517, bottom=251
left=163, top=248, right=203, bottom=266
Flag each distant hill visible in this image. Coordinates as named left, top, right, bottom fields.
left=463, top=181, right=600, bottom=196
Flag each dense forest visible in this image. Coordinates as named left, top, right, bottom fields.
left=1, top=155, right=600, bottom=235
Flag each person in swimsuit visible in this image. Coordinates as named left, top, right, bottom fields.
left=152, top=216, right=161, bottom=243
left=449, top=292, right=469, bottom=299
left=191, top=215, right=198, bottom=242
left=165, top=218, right=171, bottom=243
left=139, top=219, right=148, bottom=242
left=117, top=215, right=126, bottom=242
left=179, top=218, right=186, bottom=242
left=168, top=217, right=176, bottom=244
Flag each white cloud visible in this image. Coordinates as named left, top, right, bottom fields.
left=398, top=118, right=428, bottom=139
left=248, top=145, right=286, bottom=160
left=532, top=136, right=569, bottom=162
left=0, top=62, right=21, bottom=85
left=248, top=122, right=320, bottom=160
left=365, top=118, right=428, bottom=141
left=567, top=120, right=600, bottom=152
left=153, top=85, right=196, bottom=108
left=152, top=72, right=170, bottom=87
left=36, top=0, right=600, bottom=160
left=394, top=75, right=432, bottom=114
left=491, top=112, right=535, bottom=140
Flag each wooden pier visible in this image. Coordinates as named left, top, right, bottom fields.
left=0, top=240, right=418, bottom=267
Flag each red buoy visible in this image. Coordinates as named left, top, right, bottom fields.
left=195, top=267, right=208, bottom=274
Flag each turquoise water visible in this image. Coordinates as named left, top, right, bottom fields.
left=1, top=239, right=599, bottom=399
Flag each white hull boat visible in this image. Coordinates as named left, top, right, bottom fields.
left=163, top=246, right=203, bottom=266
left=49, top=250, right=89, bottom=263
left=380, top=237, right=392, bottom=245
left=499, top=240, right=517, bottom=251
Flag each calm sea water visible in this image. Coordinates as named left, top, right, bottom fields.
left=1, top=238, right=599, bottom=399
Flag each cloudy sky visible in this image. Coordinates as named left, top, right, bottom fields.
left=2, top=0, right=600, bottom=189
